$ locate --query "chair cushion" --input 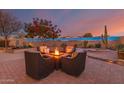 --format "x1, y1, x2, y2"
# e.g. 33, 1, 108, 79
66, 54, 72, 58
42, 55, 49, 58
65, 52, 78, 59
72, 52, 78, 58
65, 46, 74, 53
40, 46, 47, 53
